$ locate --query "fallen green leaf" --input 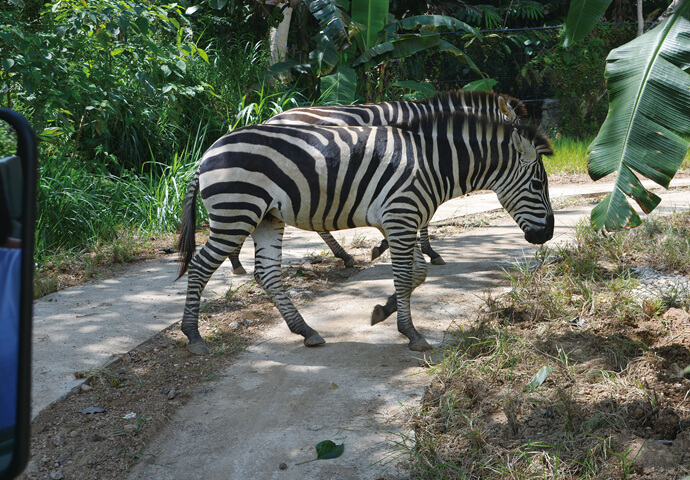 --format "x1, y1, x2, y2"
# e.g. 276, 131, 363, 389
316, 440, 344, 460
524, 366, 553, 392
